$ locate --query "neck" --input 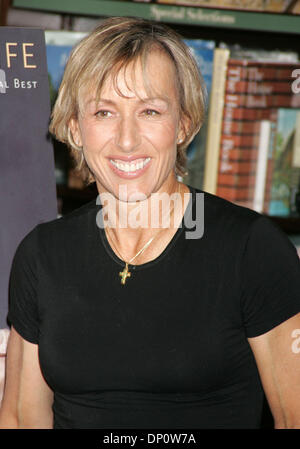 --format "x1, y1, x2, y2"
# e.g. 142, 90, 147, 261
97, 180, 190, 262
97, 176, 181, 229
